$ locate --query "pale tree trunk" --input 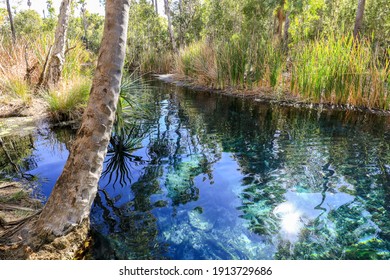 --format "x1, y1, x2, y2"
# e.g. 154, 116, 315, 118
34, 0, 130, 238
43, 0, 72, 88
155, 0, 158, 14
353, 0, 366, 39
6, 0, 16, 44
164, 0, 177, 53
80, 1, 89, 49
178, 0, 184, 48
283, 11, 290, 52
